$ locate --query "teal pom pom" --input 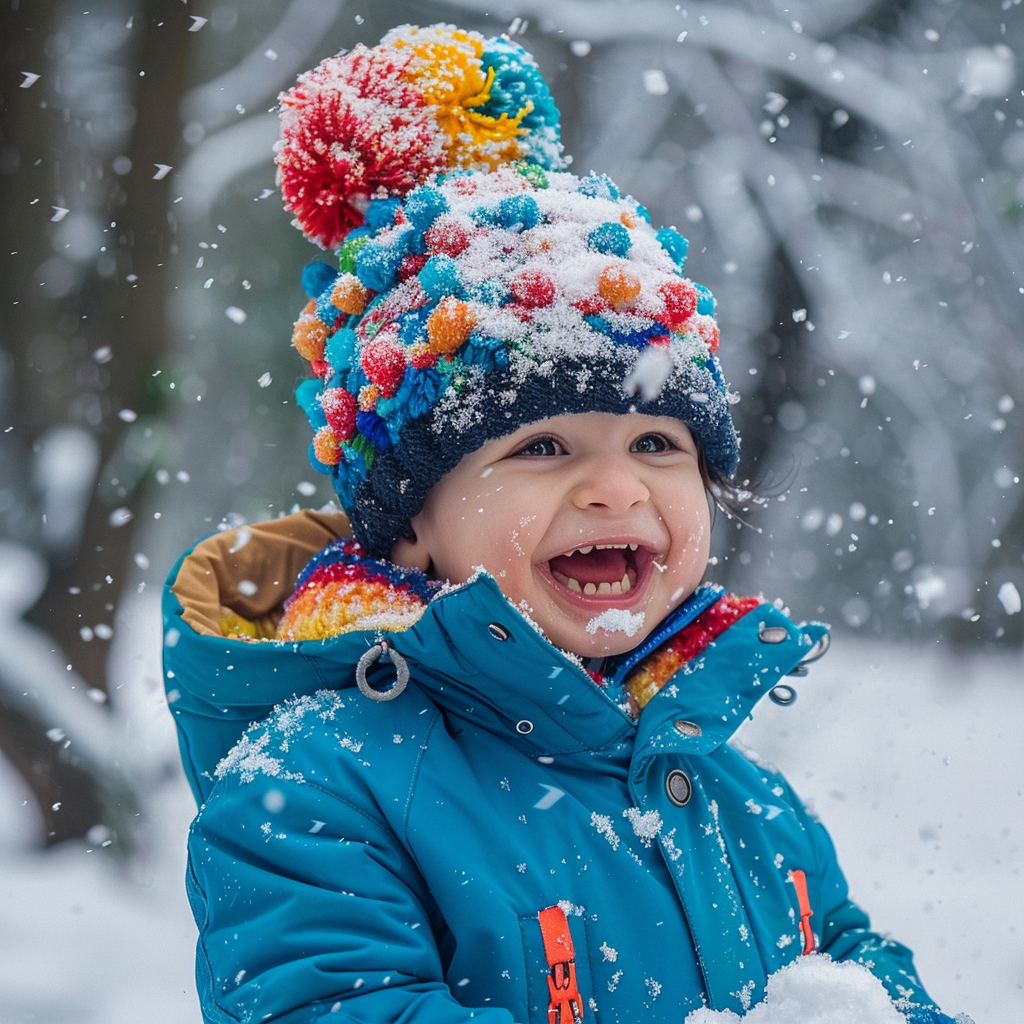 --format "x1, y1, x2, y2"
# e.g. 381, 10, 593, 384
364, 197, 402, 232
302, 262, 338, 298
480, 37, 565, 170
587, 222, 632, 257
497, 194, 541, 230
695, 283, 715, 315
404, 187, 449, 232
356, 226, 414, 291
635, 203, 651, 223
419, 255, 462, 300
577, 174, 620, 201
296, 378, 327, 429
326, 328, 357, 372
656, 227, 689, 271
